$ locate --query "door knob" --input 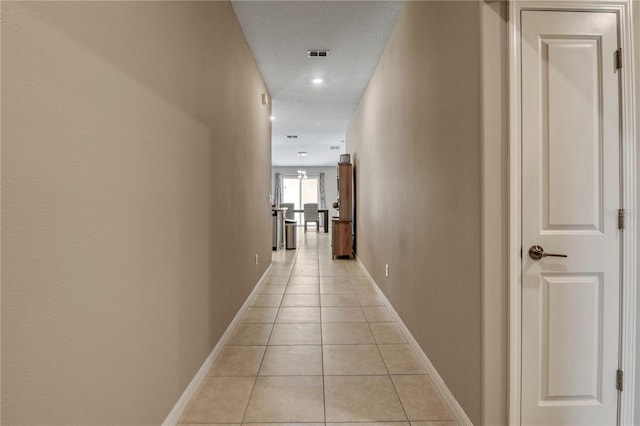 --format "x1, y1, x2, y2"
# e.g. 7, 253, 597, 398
528, 245, 567, 261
